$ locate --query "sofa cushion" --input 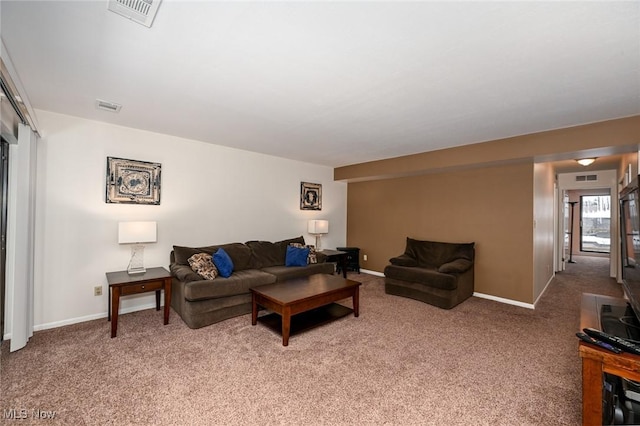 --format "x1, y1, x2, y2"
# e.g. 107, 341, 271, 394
274, 236, 306, 261
384, 265, 457, 291
173, 245, 217, 265
262, 262, 335, 282
213, 248, 234, 278
184, 269, 276, 301
174, 243, 253, 271
285, 245, 310, 266
245, 240, 283, 269
245, 236, 306, 269
276, 235, 306, 247
188, 253, 218, 280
